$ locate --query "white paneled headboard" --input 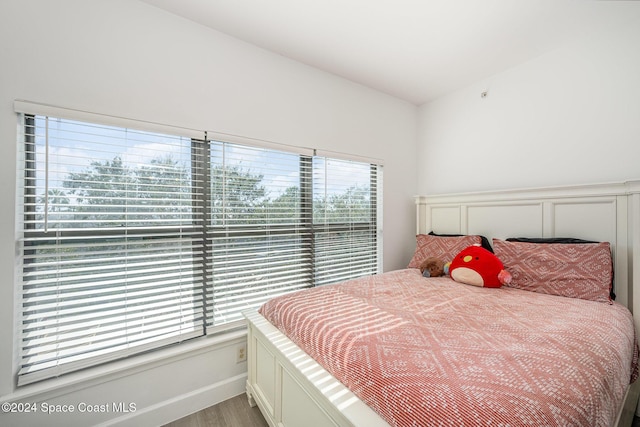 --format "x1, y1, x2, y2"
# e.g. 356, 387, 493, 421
416, 181, 640, 328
